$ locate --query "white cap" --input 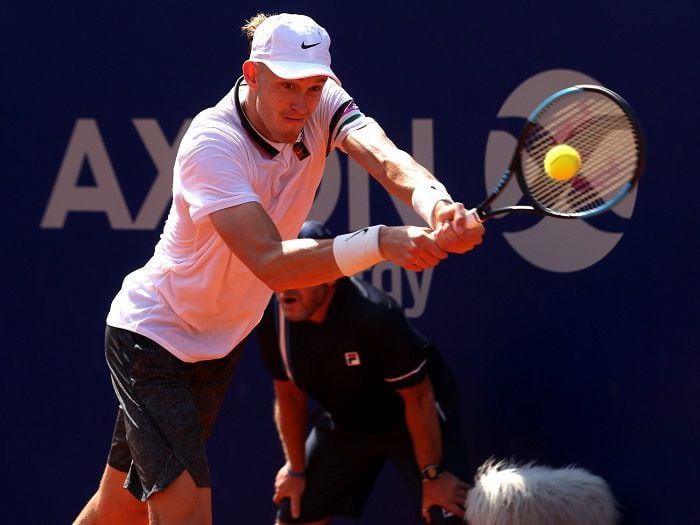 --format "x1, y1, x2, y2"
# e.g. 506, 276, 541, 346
249, 13, 340, 85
